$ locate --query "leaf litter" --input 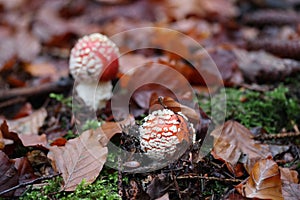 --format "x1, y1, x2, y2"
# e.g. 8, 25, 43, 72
0, 0, 300, 199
